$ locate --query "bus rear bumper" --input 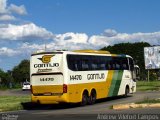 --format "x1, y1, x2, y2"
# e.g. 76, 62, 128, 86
31, 93, 69, 104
